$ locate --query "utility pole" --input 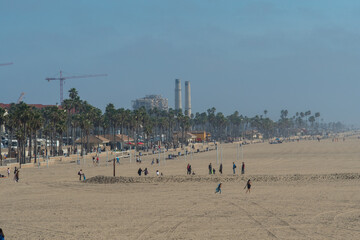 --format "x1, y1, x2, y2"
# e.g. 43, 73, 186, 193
113, 158, 116, 177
